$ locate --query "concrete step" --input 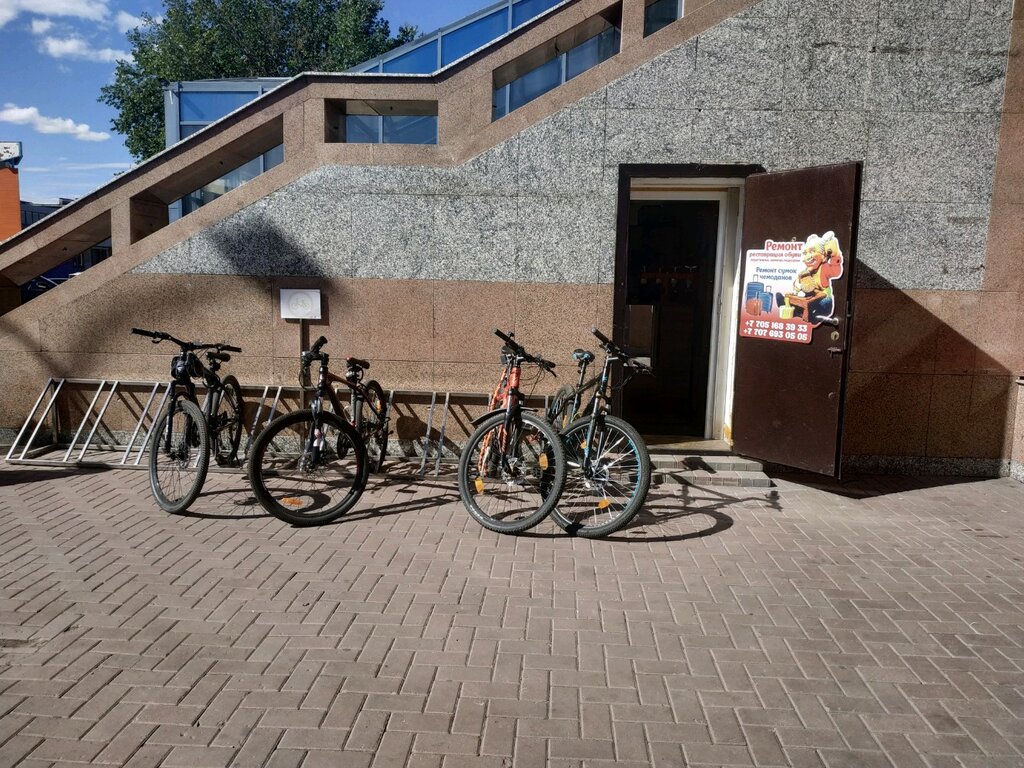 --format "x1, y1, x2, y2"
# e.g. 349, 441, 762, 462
650, 453, 774, 488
